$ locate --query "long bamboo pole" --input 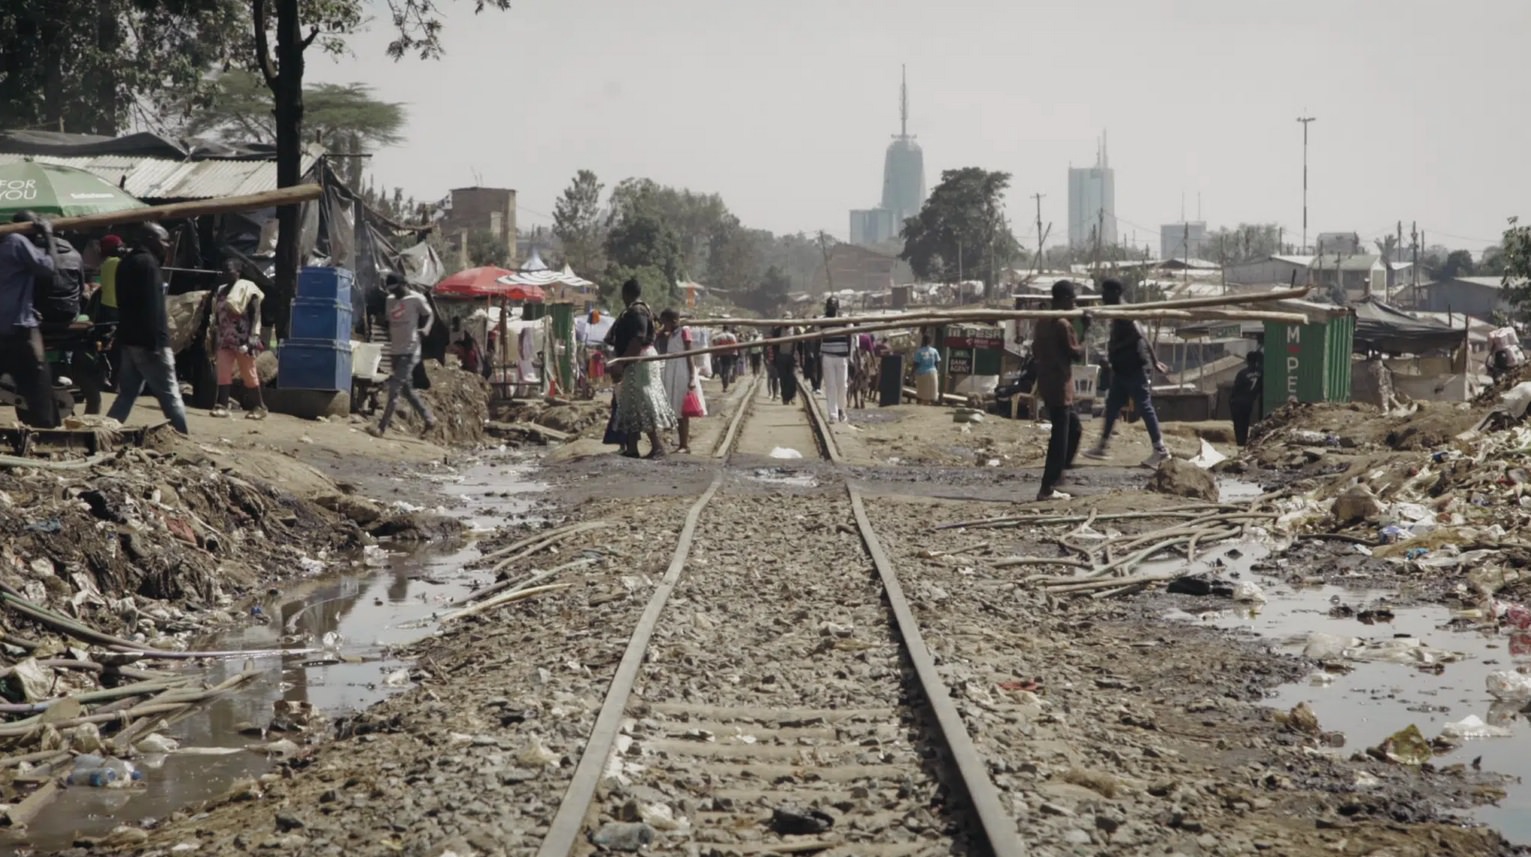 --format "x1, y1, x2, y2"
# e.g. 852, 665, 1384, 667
611, 307, 1313, 366
685, 287, 1312, 328
0, 184, 323, 236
